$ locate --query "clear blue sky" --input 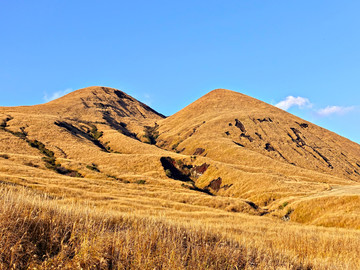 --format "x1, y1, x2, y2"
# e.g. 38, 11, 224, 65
1, 1, 359, 143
